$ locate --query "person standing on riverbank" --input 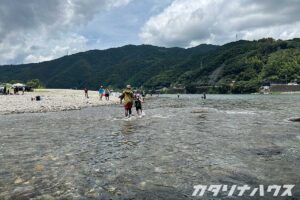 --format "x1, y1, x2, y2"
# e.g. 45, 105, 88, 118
105, 88, 110, 100
119, 85, 134, 117
84, 88, 88, 98
99, 86, 105, 100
